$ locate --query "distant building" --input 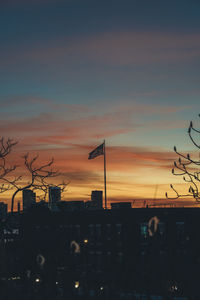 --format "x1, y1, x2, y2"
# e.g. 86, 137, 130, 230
91, 190, 103, 209
17, 202, 21, 214
85, 190, 103, 210
48, 186, 61, 211
23, 189, 36, 211
58, 201, 85, 212
111, 202, 132, 209
0, 202, 7, 219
